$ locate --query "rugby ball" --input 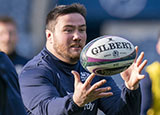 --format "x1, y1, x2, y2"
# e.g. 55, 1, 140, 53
80, 35, 136, 76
